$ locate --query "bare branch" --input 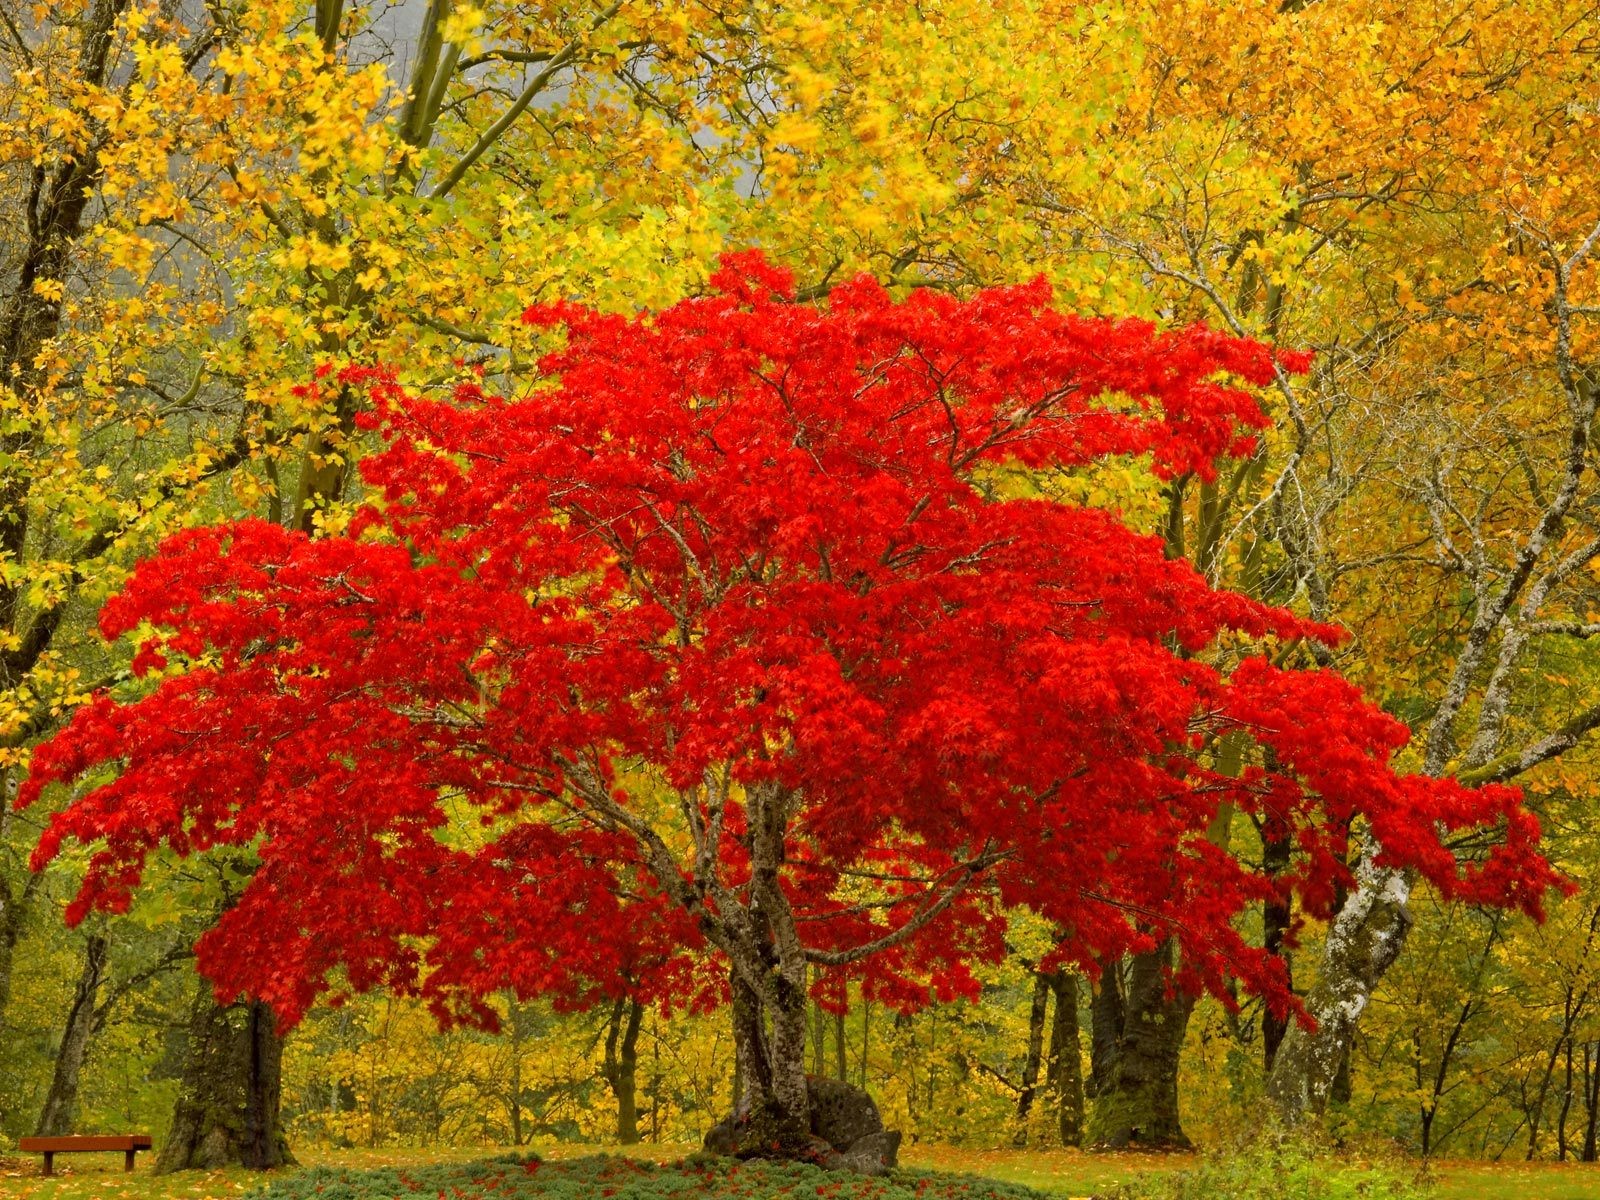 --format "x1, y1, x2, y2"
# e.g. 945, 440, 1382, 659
805, 846, 1013, 966
430, 3, 624, 202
